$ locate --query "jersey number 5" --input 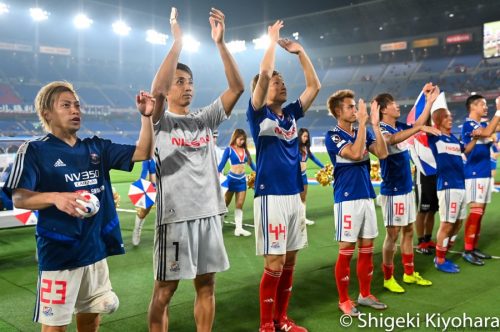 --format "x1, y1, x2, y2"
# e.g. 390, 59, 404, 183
343, 215, 352, 230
